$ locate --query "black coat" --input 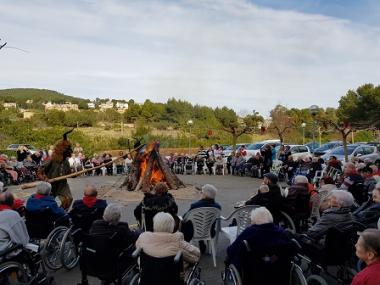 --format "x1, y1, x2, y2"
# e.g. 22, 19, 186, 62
69, 199, 107, 232
89, 220, 138, 250
134, 192, 178, 231
245, 184, 284, 220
